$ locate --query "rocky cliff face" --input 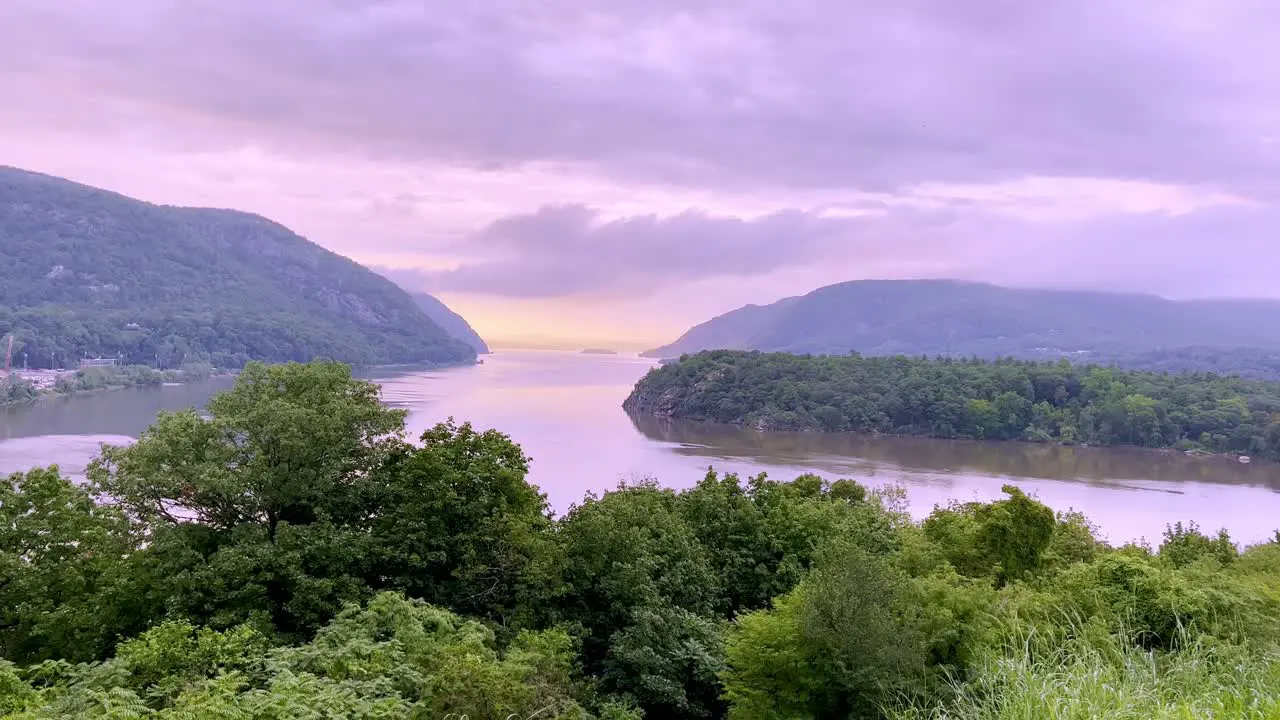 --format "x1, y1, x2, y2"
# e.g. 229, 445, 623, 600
623, 364, 727, 418
622, 379, 685, 418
